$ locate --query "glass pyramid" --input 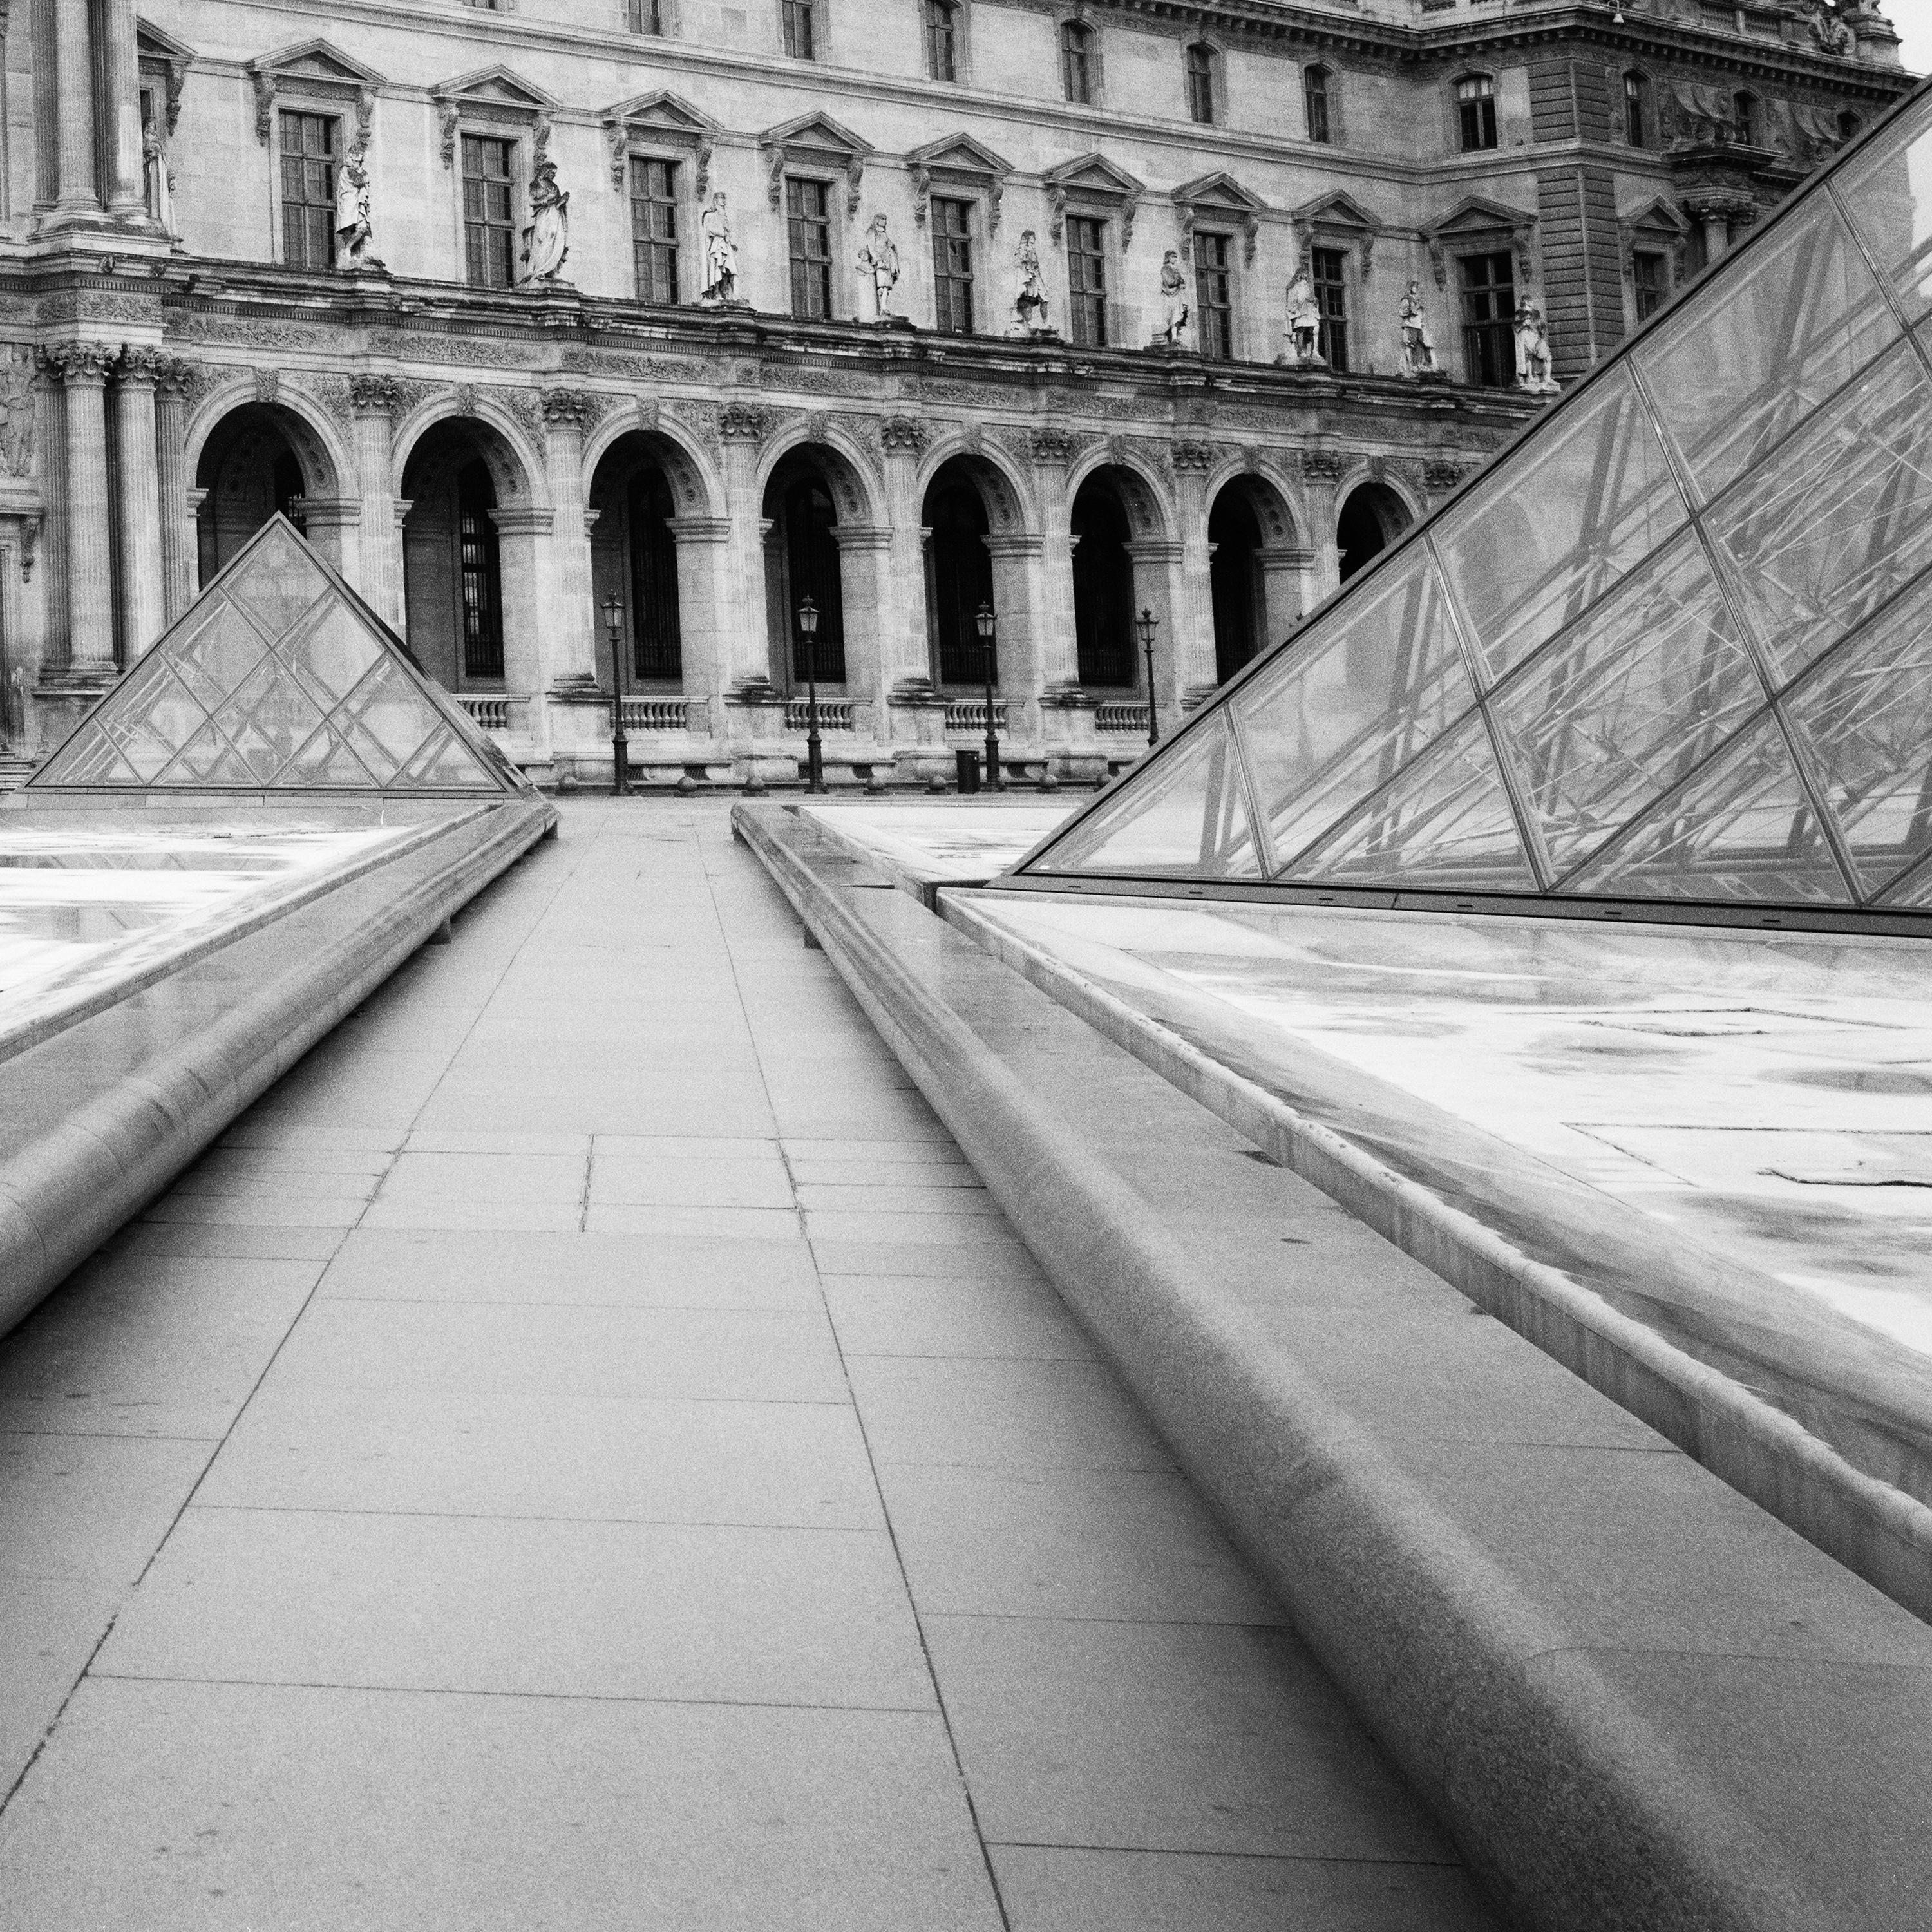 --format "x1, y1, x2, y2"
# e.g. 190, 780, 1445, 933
30, 516, 527, 797
1015, 79, 1932, 927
